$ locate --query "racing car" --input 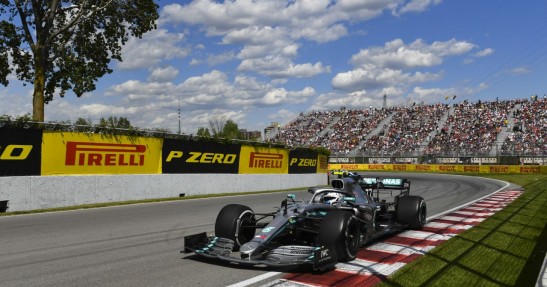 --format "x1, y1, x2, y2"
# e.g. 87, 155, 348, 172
183, 176, 427, 271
